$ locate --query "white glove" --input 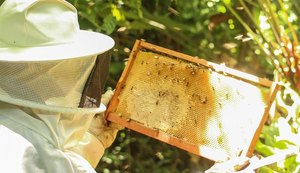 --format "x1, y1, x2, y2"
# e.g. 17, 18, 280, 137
88, 113, 119, 148
88, 87, 123, 148
71, 88, 123, 168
